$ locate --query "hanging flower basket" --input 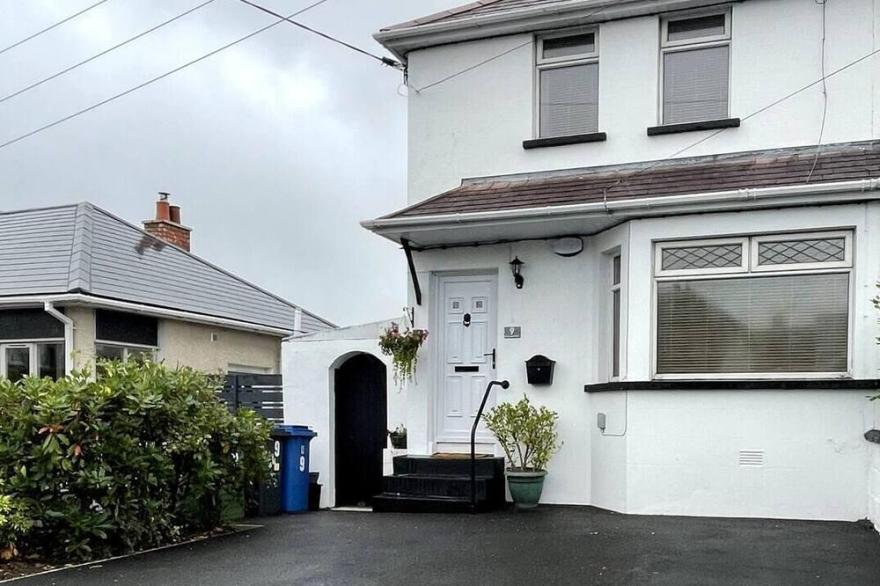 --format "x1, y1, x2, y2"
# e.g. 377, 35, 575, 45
379, 323, 428, 385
